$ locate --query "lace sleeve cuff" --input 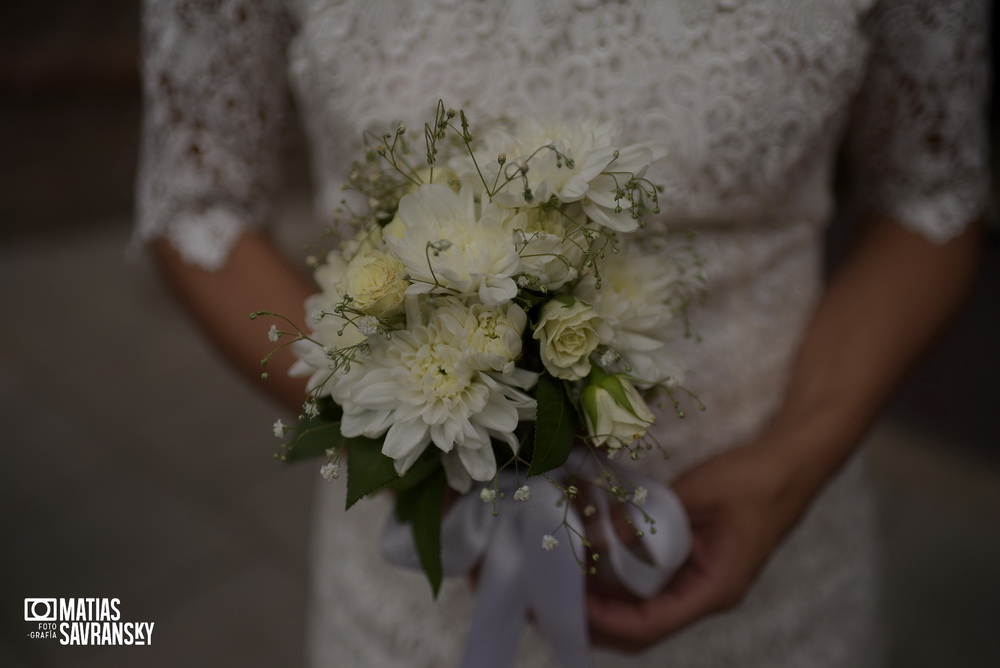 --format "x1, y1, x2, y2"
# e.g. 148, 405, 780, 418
848, 0, 991, 243
133, 0, 294, 269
